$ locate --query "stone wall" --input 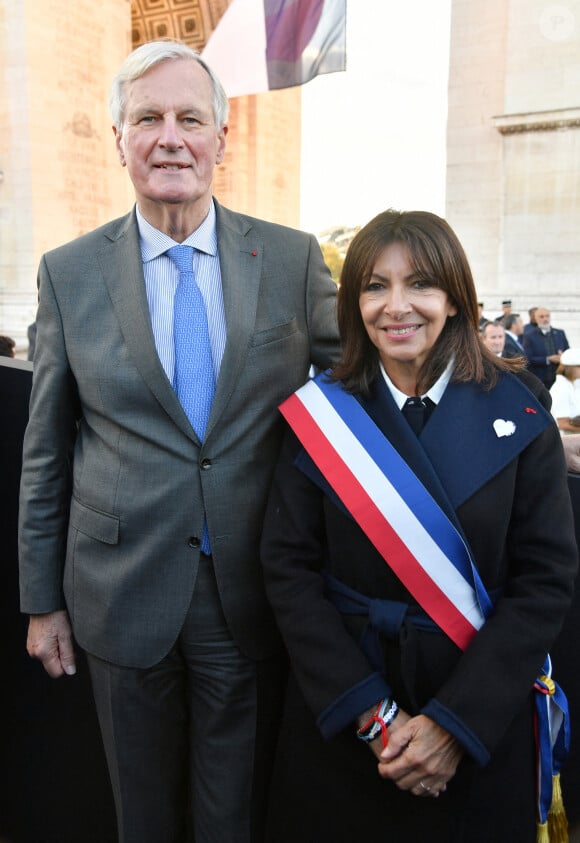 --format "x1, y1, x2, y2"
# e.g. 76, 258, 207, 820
446, 0, 580, 344
0, 0, 131, 351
